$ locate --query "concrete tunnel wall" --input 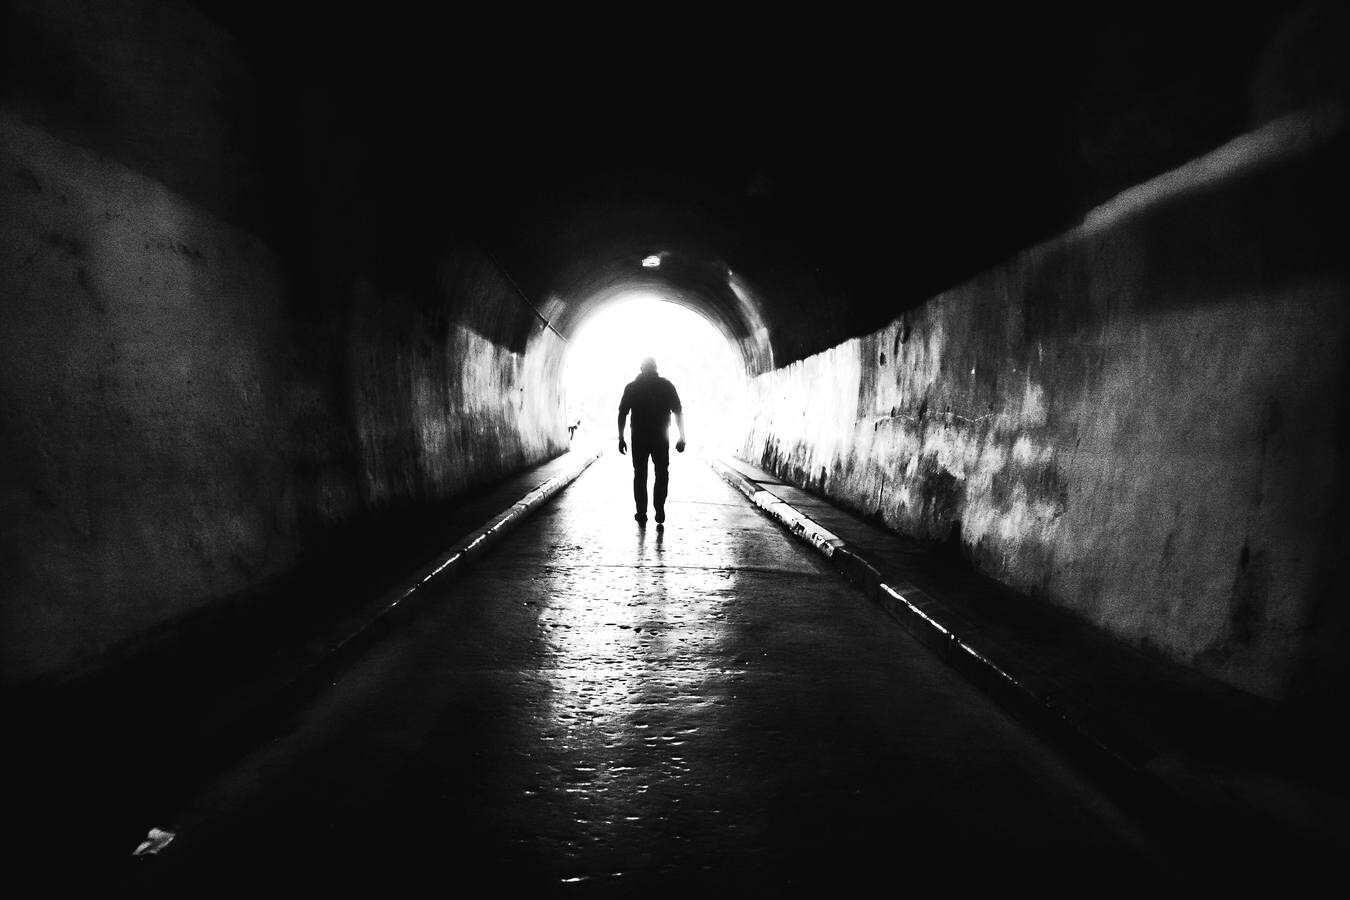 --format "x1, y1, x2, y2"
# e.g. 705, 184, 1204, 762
743, 110, 1349, 701
0, 0, 568, 687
